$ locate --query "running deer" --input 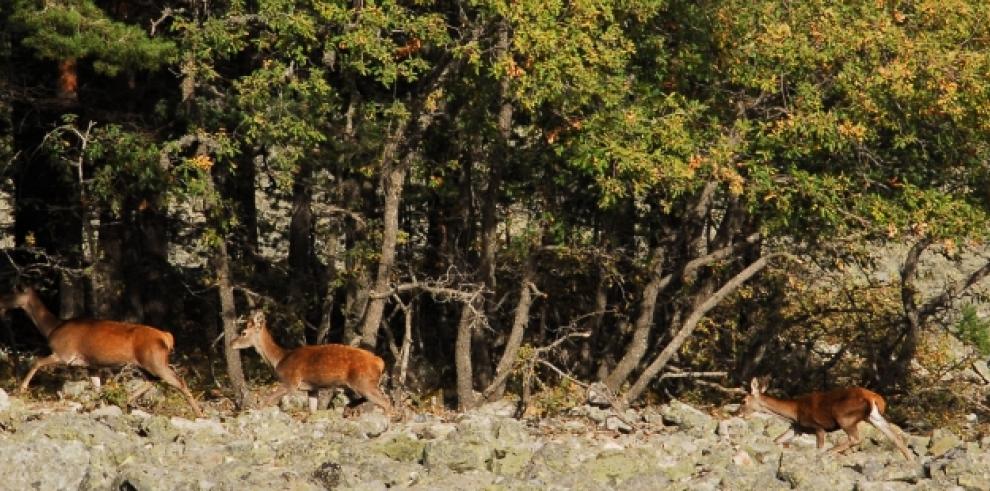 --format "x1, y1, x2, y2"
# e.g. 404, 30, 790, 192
0, 286, 203, 416
739, 378, 913, 460
231, 310, 392, 414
